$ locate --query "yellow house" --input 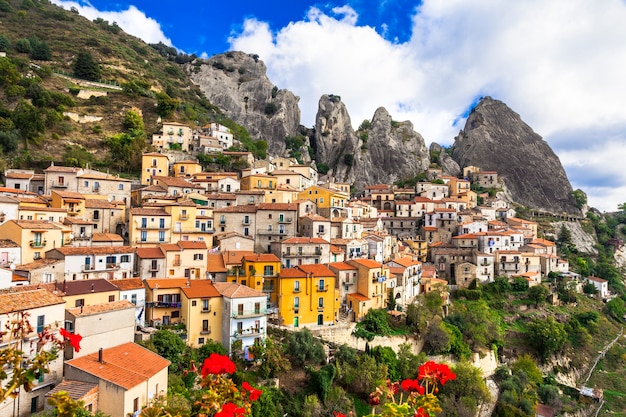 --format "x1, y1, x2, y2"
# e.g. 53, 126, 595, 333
346, 258, 388, 321
172, 160, 202, 178
240, 173, 277, 191
143, 278, 187, 326
141, 153, 170, 185
129, 207, 172, 246
160, 240, 208, 279
0, 219, 71, 262
276, 264, 339, 328
180, 280, 223, 348
165, 201, 215, 246
507, 217, 538, 240
230, 254, 281, 294
50, 190, 86, 217
298, 185, 348, 218
47, 278, 121, 308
